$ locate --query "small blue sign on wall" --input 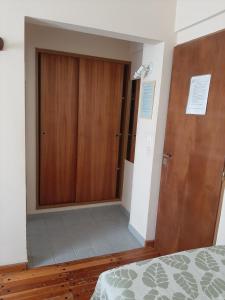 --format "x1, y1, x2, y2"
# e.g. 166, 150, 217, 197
140, 81, 156, 119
